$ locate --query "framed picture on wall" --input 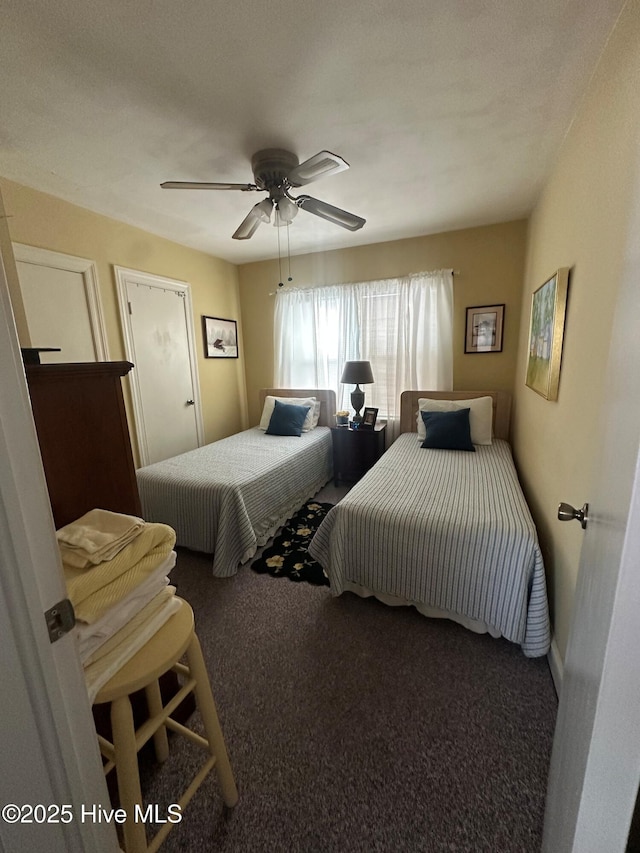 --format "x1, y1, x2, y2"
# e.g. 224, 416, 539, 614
464, 304, 505, 353
202, 316, 239, 358
525, 268, 570, 401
